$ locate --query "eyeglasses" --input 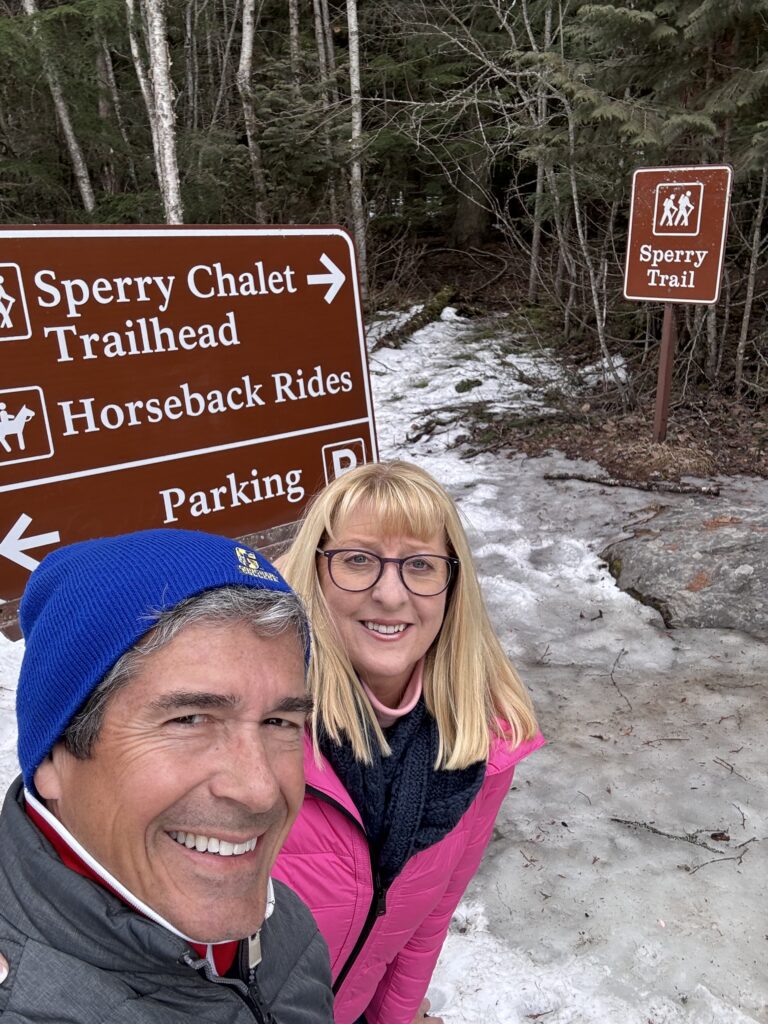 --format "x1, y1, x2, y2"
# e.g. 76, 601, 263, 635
318, 548, 460, 596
